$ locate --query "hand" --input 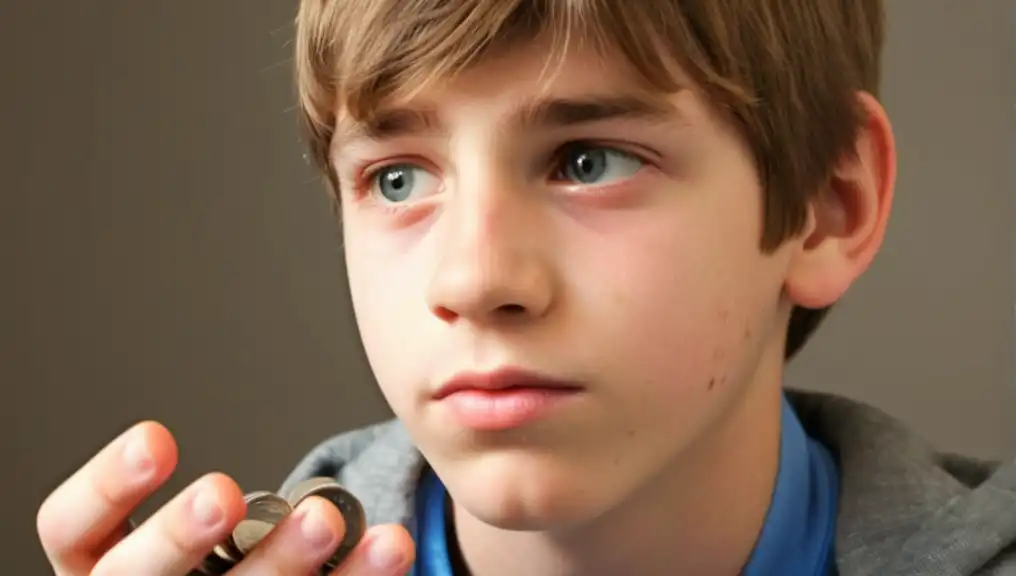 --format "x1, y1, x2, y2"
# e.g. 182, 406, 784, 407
37, 421, 416, 575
